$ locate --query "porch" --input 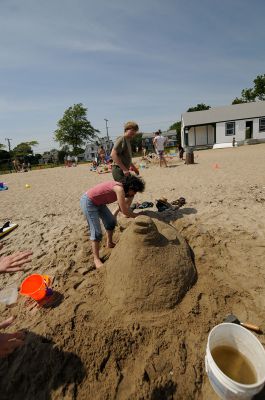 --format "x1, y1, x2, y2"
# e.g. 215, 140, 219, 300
183, 124, 216, 148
